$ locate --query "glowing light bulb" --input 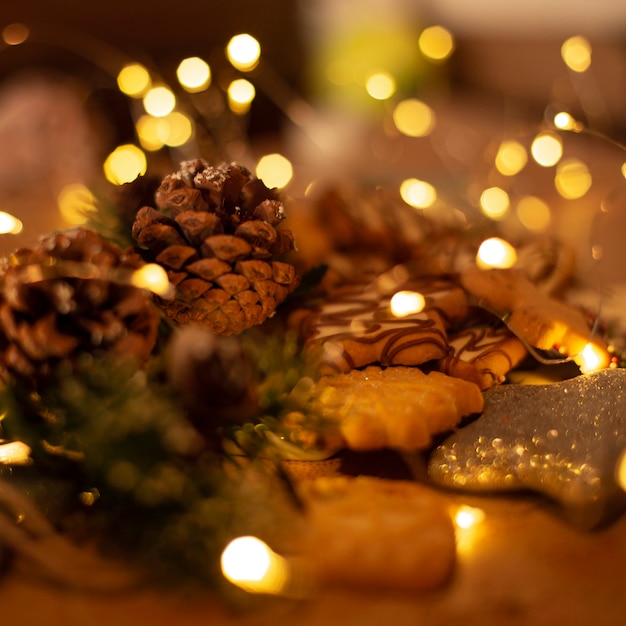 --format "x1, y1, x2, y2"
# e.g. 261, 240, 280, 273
365, 71, 396, 101
476, 237, 517, 269
143, 86, 176, 117
57, 184, 97, 225
227, 79, 256, 114
494, 140, 527, 176
176, 57, 211, 92
0, 441, 31, 465
103, 145, 147, 185
531, 132, 563, 167
561, 36, 592, 73
117, 63, 151, 97
400, 178, 437, 209
0, 211, 23, 234
2, 22, 29, 45
390, 291, 426, 317
554, 158, 592, 199
418, 25, 455, 61
131, 264, 173, 297
479, 187, 510, 220
221, 536, 289, 595
227, 34, 261, 71
575, 342, 609, 374
392, 99, 436, 137
516, 196, 551, 232
255, 153, 293, 189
